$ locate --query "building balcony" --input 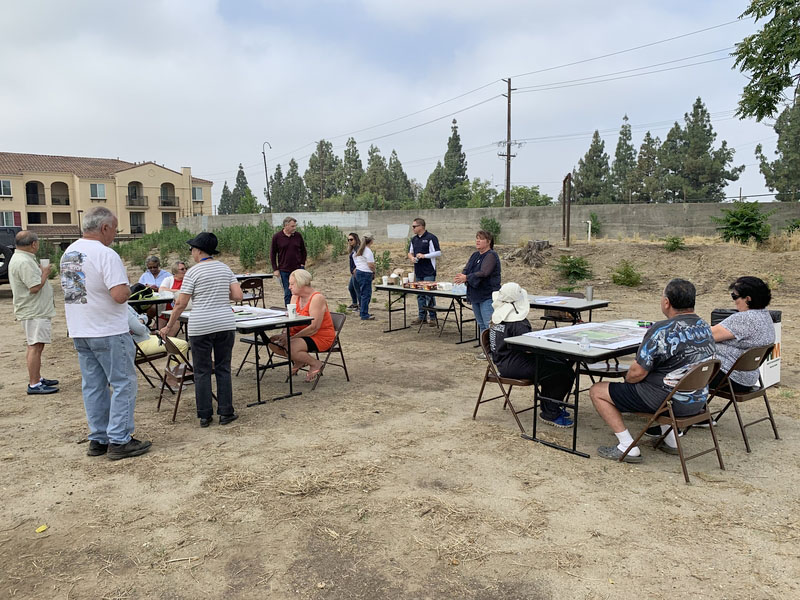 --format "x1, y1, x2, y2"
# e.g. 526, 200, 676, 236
26, 195, 46, 205
126, 195, 149, 207
158, 195, 180, 208
51, 195, 70, 206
